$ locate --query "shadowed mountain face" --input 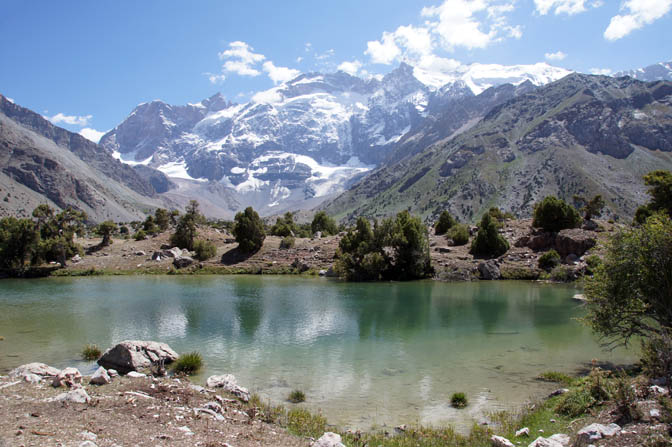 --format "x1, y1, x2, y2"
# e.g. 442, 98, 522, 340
321, 74, 672, 223
0, 95, 165, 222
98, 63, 570, 217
